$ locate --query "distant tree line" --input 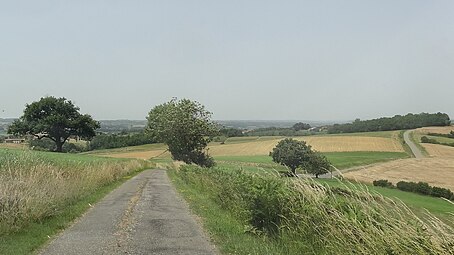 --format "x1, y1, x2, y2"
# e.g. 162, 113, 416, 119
219, 127, 244, 137
245, 123, 315, 137
89, 132, 155, 150
328, 113, 451, 134
29, 131, 156, 152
